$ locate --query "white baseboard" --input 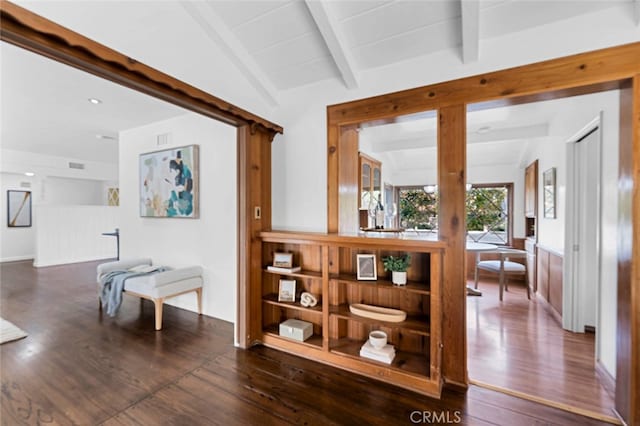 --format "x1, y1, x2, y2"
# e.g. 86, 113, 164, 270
0, 255, 34, 263
33, 256, 114, 268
